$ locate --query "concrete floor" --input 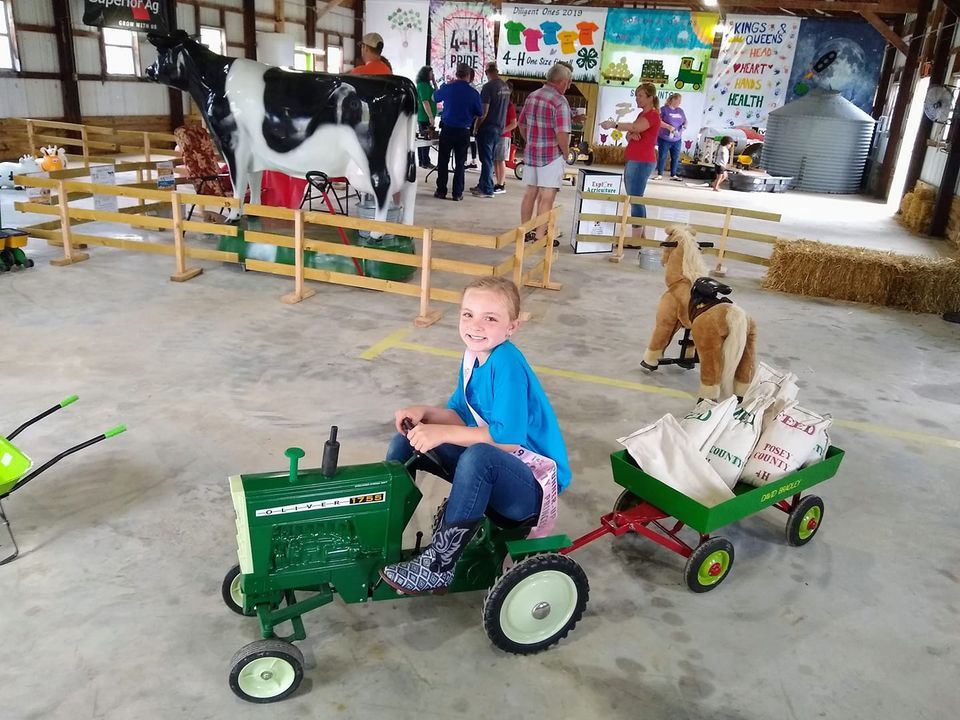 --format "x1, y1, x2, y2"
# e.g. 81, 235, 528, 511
1, 169, 959, 719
